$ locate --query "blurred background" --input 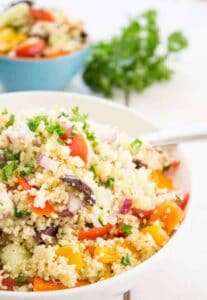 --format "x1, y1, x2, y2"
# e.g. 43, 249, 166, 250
0, 1, 206, 299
